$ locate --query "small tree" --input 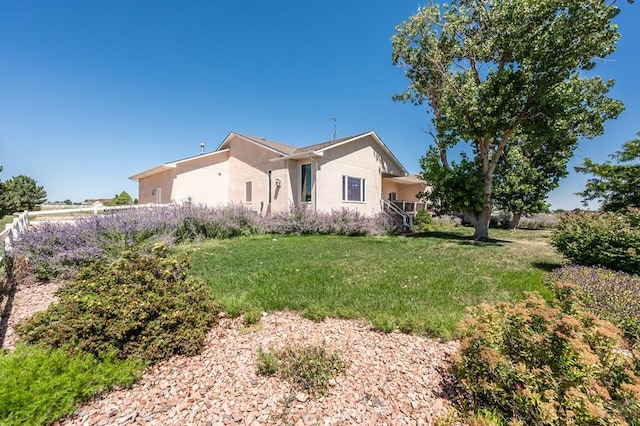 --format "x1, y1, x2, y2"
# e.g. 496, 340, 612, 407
492, 142, 567, 228
109, 191, 133, 206
575, 132, 640, 211
0, 175, 47, 215
392, 0, 625, 240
